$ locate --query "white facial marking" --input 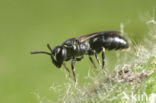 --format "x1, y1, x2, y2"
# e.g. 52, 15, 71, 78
73, 45, 76, 50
